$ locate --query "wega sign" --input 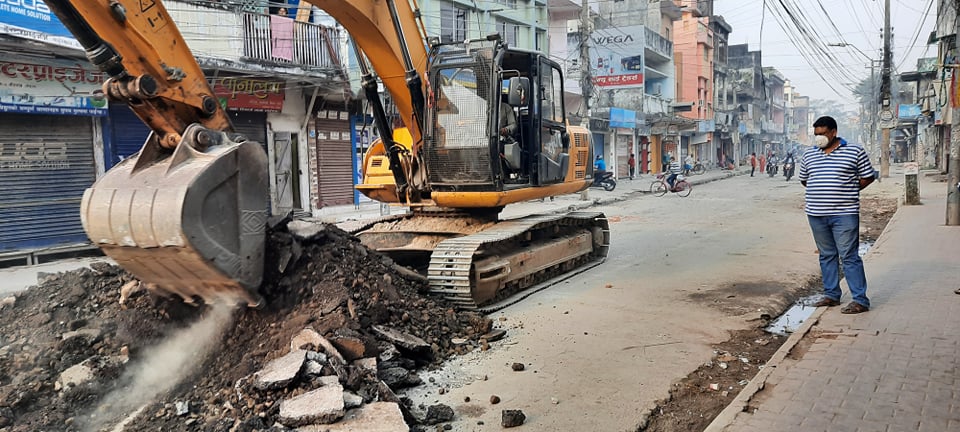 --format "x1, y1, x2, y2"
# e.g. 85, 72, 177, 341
590, 25, 645, 89
211, 77, 285, 112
